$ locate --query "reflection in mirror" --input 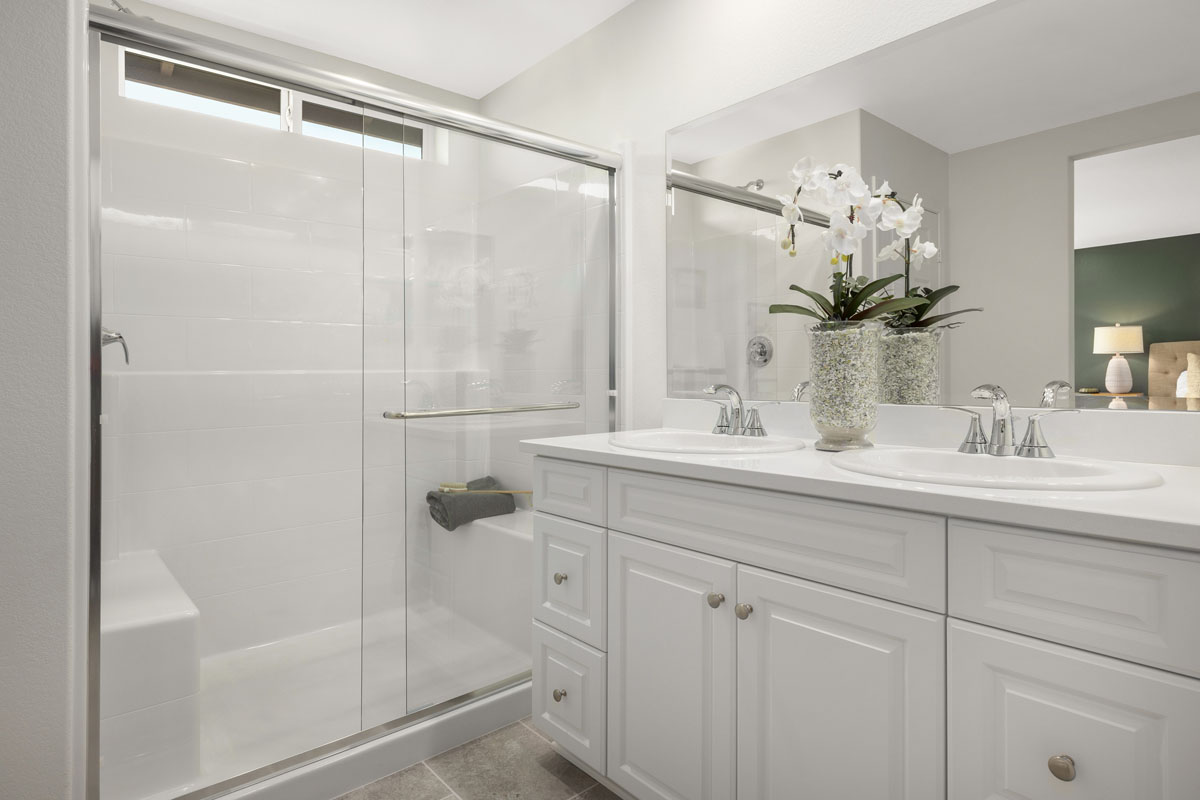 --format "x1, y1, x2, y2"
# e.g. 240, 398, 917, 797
1074, 136, 1200, 411
666, 0, 1200, 411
